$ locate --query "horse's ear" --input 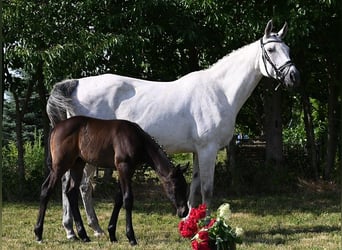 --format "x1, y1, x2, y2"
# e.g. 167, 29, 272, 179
264, 19, 273, 38
277, 22, 288, 39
